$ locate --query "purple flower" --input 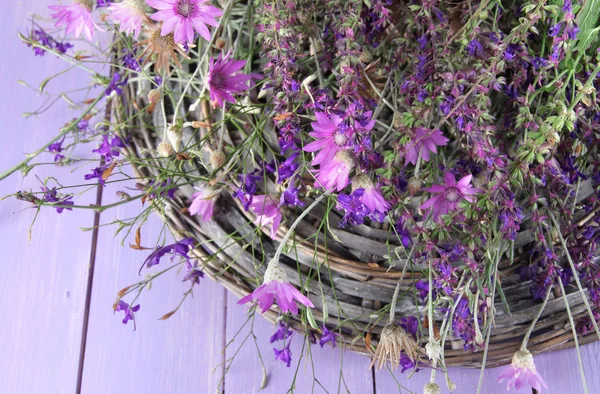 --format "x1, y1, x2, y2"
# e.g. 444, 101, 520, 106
467, 39, 484, 57
249, 194, 282, 240
238, 263, 314, 315
97, 0, 113, 6
41, 187, 74, 213
404, 128, 449, 166
498, 349, 547, 392
273, 343, 292, 367
84, 162, 113, 185
49, 1, 99, 41
275, 154, 299, 183
270, 322, 293, 343
92, 135, 123, 160
105, 73, 128, 96
115, 300, 140, 326
189, 184, 219, 221
182, 261, 204, 285
147, 0, 223, 44
143, 238, 195, 269
337, 189, 369, 227
315, 151, 354, 191
48, 139, 65, 162
319, 325, 341, 348
207, 52, 257, 107
233, 171, 261, 211
147, 178, 176, 199
421, 172, 480, 220
122, 49, 141, 71
28, 29, 72, 56
280, 187, 305, 207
